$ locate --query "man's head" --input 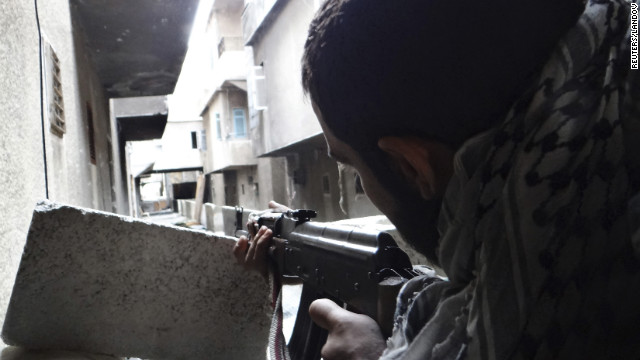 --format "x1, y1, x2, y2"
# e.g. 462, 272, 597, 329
302, 0, 584, 262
